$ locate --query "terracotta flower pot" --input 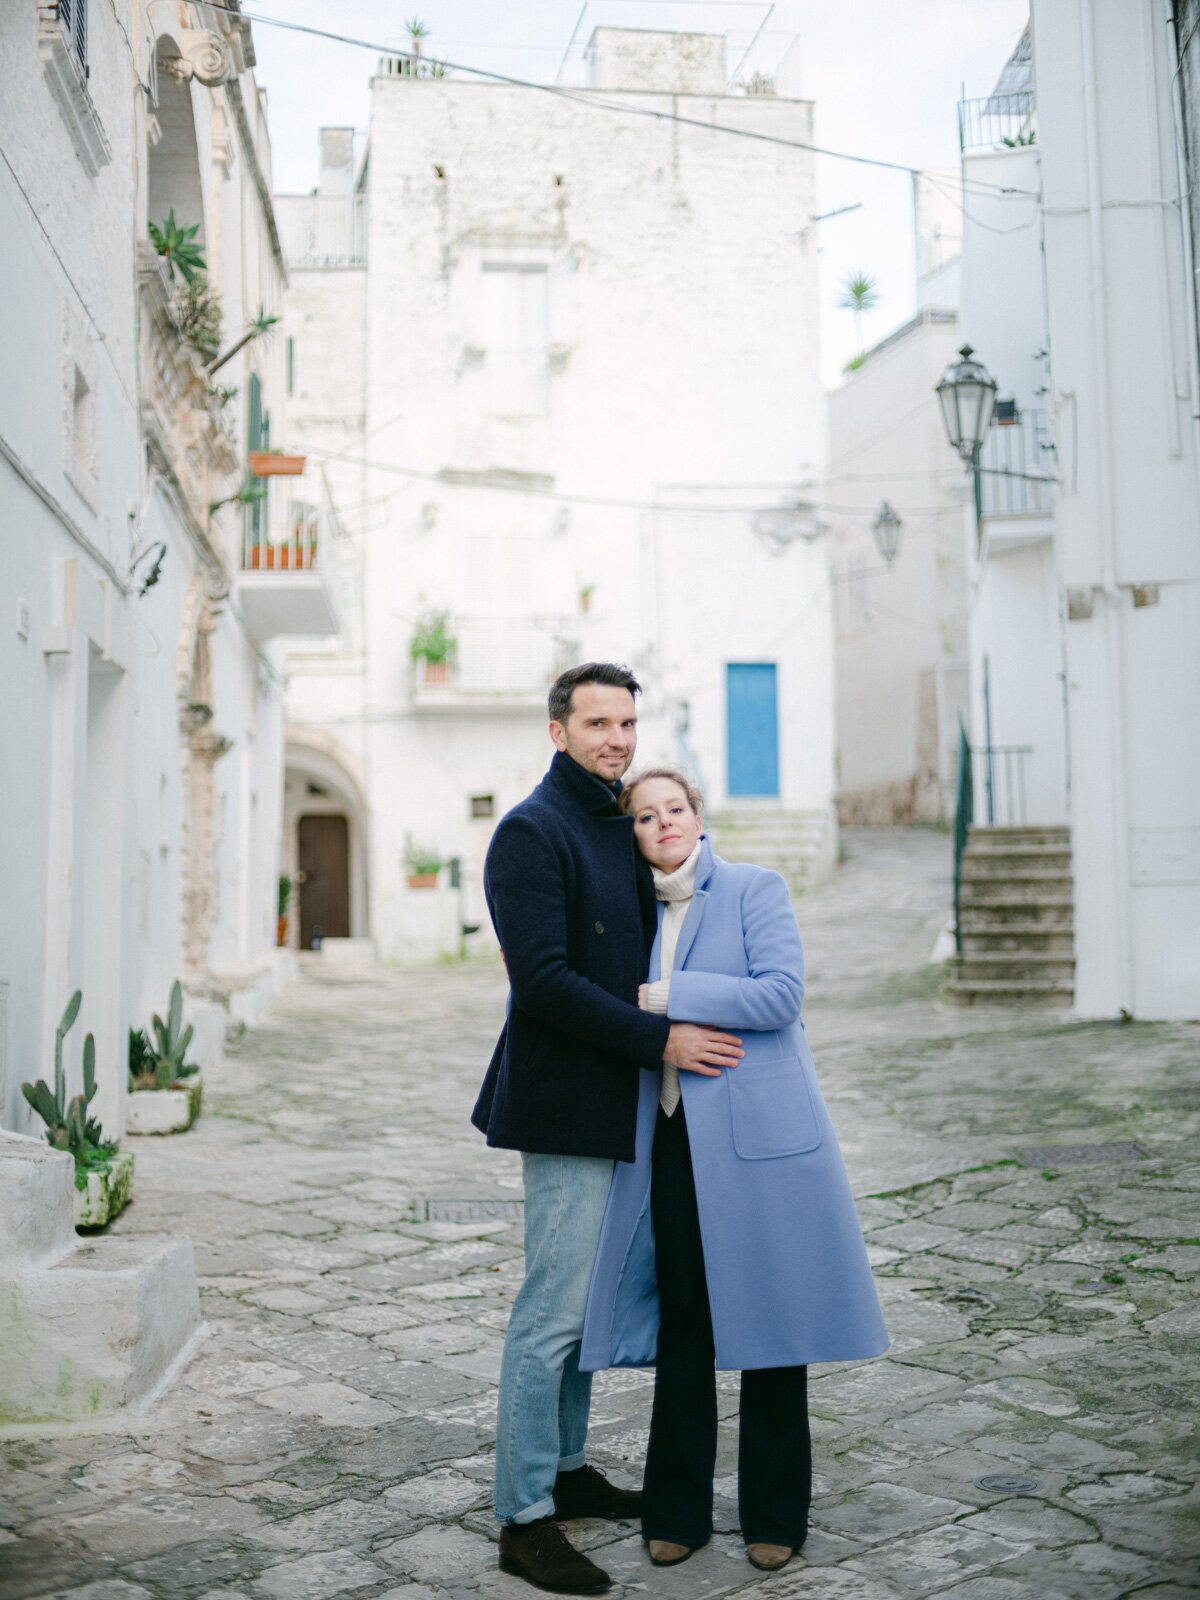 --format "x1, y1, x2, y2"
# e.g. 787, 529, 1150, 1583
277, 915, 288, 947
407, 873, 438, 888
